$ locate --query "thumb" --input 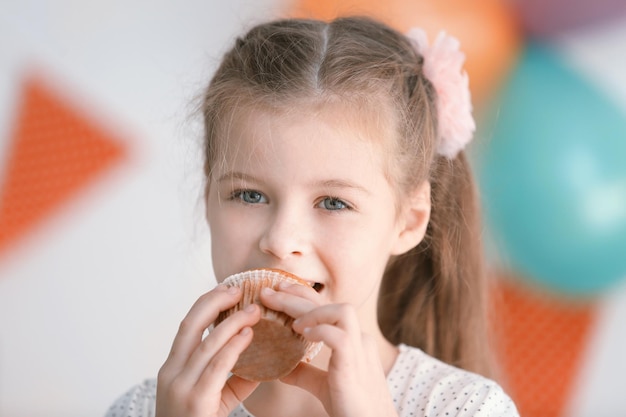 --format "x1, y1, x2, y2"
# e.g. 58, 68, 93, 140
221, 376, 259, 414
280, 362, 327, 399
